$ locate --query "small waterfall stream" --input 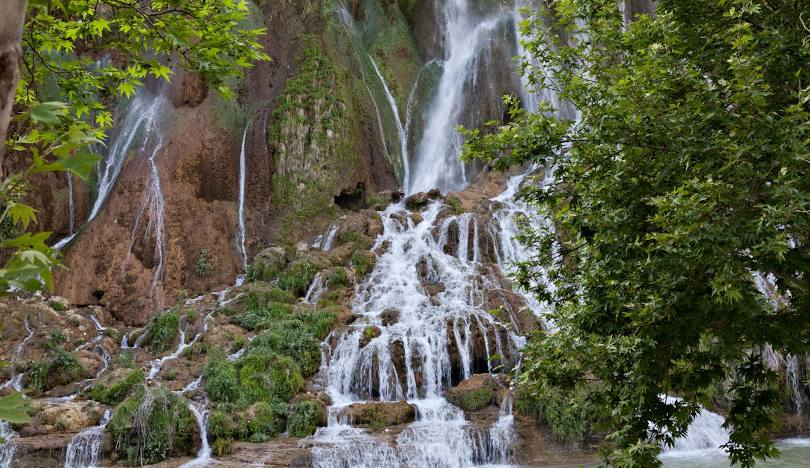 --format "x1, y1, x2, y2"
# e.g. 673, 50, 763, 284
63, 409, 112, 468
54, 91, 167, 250
237, 123, 250, 272
0, 318, 35, 392
368, 56, 410, 193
